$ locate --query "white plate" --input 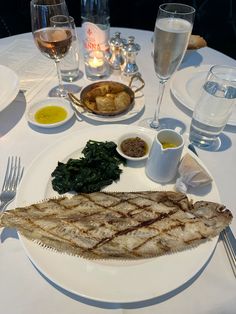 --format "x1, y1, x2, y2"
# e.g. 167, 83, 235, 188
72, 91, 145, 122
0, 64, 19, 112
170, 64, 236, 126
27, 97, 74, 128
16, 125, 219, 303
